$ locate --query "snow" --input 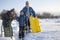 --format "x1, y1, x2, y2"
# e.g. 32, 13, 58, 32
0, 18, 60, 40
0, 37, 12, 40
